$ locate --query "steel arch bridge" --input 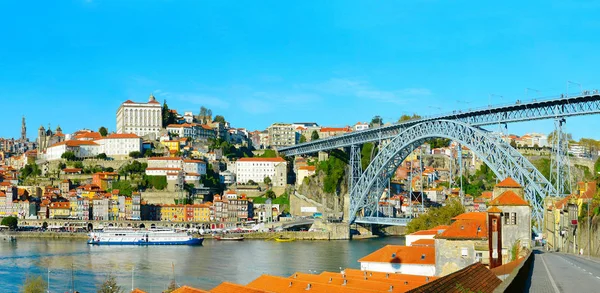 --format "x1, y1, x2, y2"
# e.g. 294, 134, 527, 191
347, 119, 557, 226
